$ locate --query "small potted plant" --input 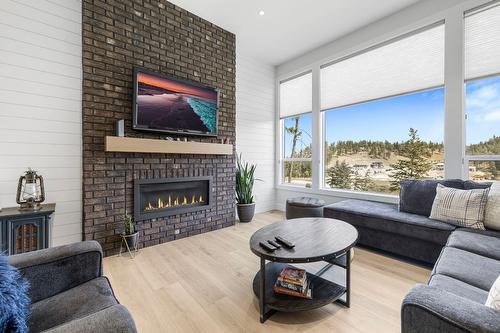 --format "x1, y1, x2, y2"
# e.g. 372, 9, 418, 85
121, 211, 139, 255
236, 153, 258, 222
